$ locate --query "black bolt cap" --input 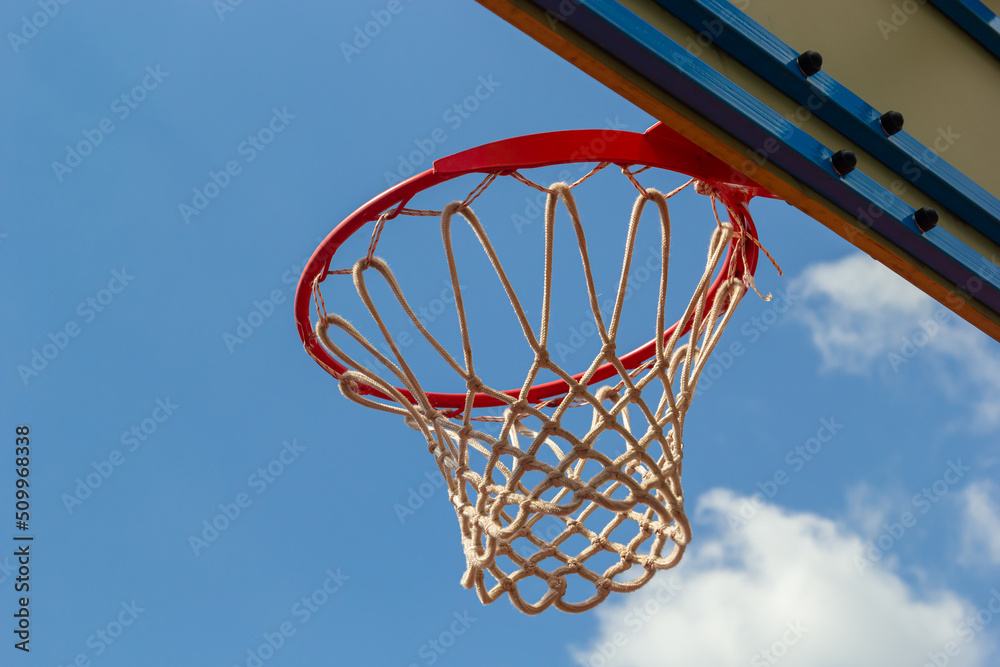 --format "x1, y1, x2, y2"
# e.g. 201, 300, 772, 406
797, 50, 823, 76
831, 149, 857, 176
914, 207, 939, 232
879, 110, 905, 136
